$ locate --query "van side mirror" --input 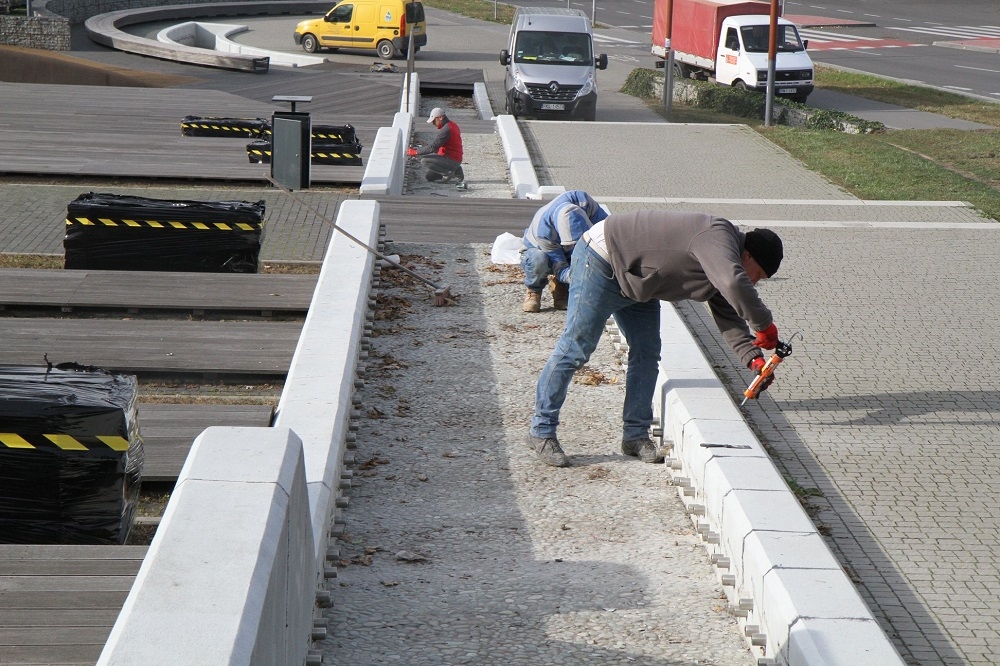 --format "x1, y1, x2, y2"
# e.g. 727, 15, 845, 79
596, 53, 608, 70
500, 49, 510, 66
802, 39, 808, 50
